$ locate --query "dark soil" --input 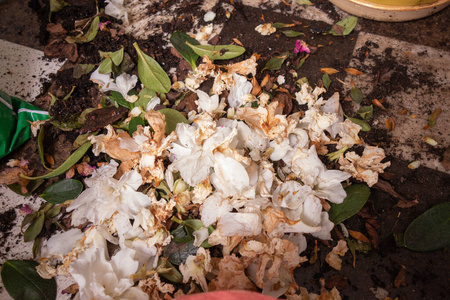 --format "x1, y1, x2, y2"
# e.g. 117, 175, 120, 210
0, 0, 449, 299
